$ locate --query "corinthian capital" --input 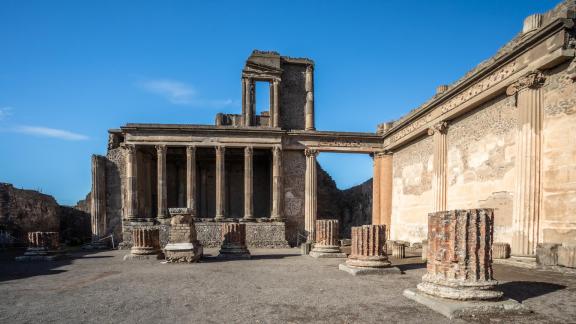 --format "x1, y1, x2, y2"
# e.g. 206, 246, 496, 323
506, 71, 546, 96
427, 121, 449, 136
155, 145, 167, 154
304, 149, 319, 158
125, 144, 136, 154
